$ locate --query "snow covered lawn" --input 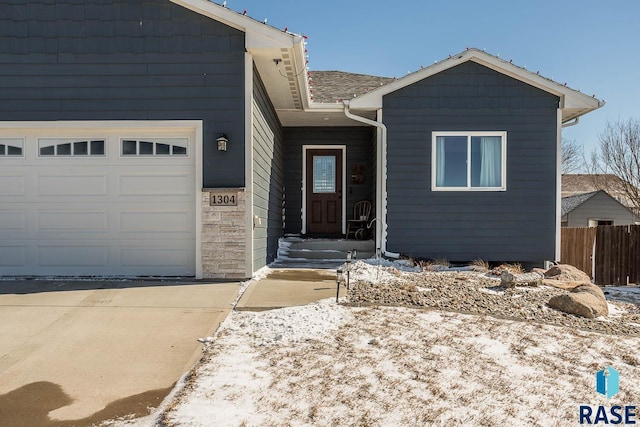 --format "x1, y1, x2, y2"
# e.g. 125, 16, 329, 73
163, 299, 640, 426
